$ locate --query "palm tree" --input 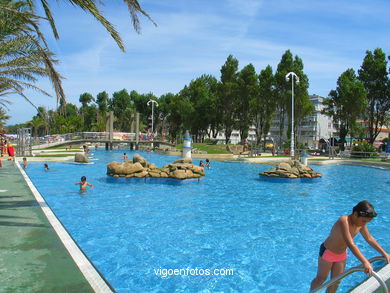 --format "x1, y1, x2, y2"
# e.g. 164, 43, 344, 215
27, 0, 156, 52
28, 115, 46, 137
0, 0, 155, 115
0, 0, 65, 109
0, 106, 10, 129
